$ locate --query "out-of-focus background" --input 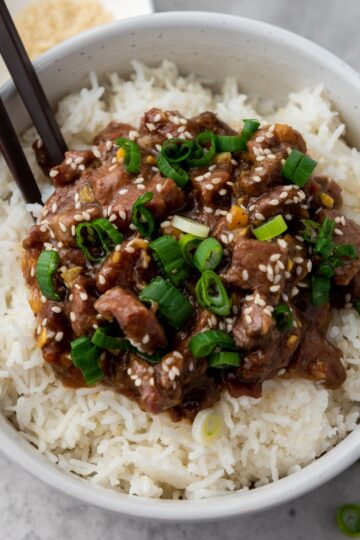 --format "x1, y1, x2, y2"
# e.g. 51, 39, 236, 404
1, 1, 359, 539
